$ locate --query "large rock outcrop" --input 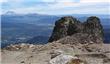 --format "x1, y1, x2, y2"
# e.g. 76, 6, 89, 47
48, 16, 82, 42
83, 16, 104, 43
48, 16, 104, 44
